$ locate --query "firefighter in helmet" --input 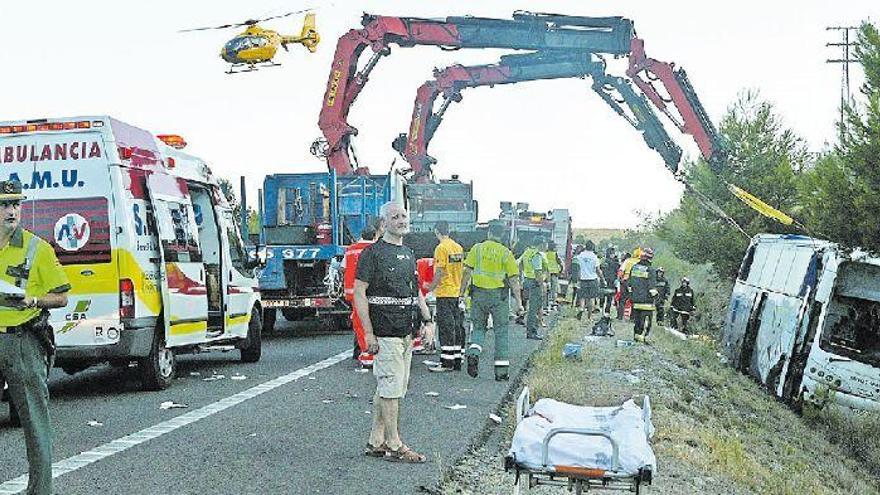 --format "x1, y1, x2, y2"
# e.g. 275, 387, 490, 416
628, 247, 657, 343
